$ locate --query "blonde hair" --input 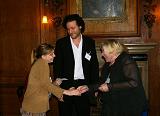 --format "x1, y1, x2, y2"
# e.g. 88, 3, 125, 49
31, 43, 54, 64
100, 40, 126, 55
